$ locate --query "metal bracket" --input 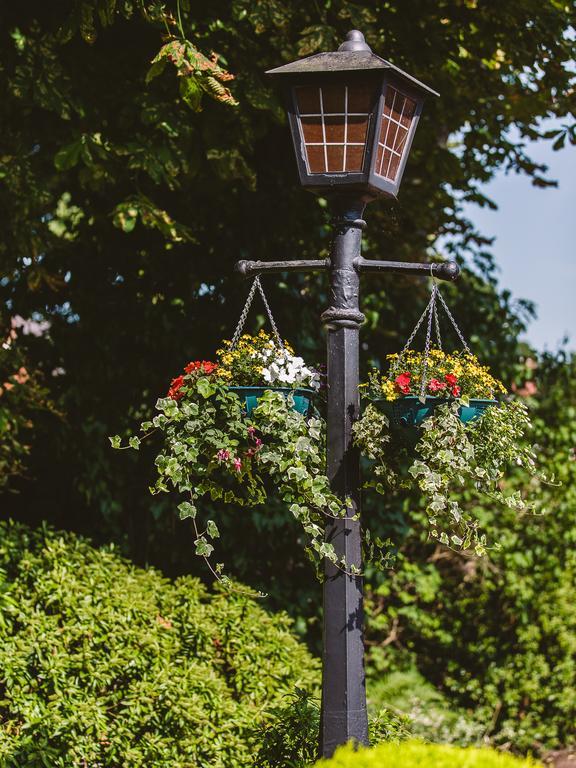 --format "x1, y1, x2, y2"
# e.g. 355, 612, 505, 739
234, 257, 460, 282
235, 259, 329, 277
354, 257, 459, 281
